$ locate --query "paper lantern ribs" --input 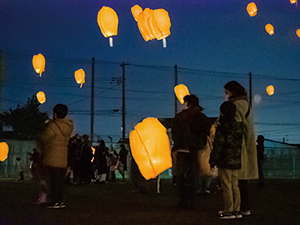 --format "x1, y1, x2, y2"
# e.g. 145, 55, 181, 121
129, 117, 172, 180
